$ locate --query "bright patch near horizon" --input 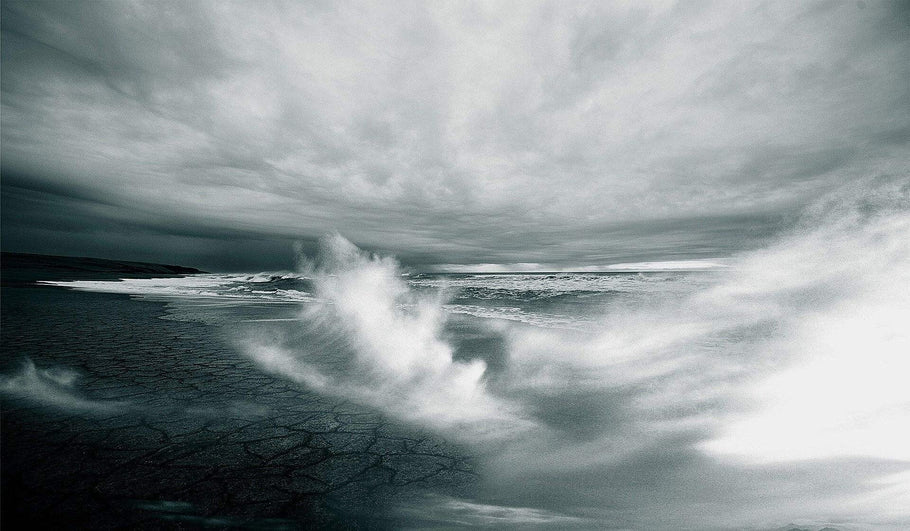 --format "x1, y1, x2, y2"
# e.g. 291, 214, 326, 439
704, 281, 910, 462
